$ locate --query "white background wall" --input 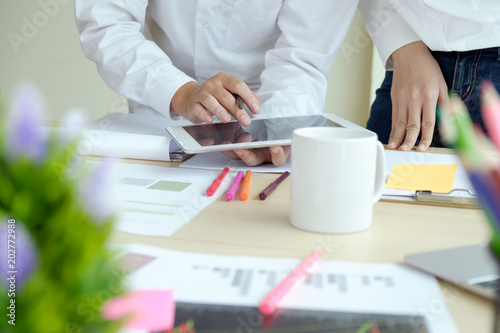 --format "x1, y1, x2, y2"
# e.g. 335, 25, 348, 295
0, 1, 384, 125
